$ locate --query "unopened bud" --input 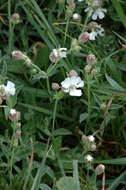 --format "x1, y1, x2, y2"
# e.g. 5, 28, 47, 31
9, 109, 21, 121
82, 134, 87, 142
73, 13, 80, 20
69, 70, 78, 77
71, 39, 81, 53
91, 69, 98, 77
78, 32, 89, 43
31, 68, 37, 74
88, 22, 98, 30
58, 0, 65, 5
85, 64, 92, 73
25, 57, 32, 67
11, 13, 20, 24
95, 164, 105, 175
12, 50, 25, 60
100, 102, 106, 110
15, 128, 21, 139
87, 54, 96, 64
52, 83, 60, 91
49, 51, 57, 63
90, 144, 97, 151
